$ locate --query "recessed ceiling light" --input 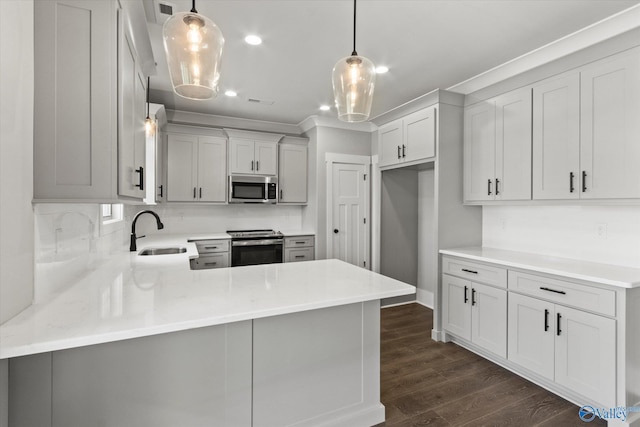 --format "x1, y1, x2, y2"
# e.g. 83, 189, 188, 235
225, 90, 238, 97
244, 35, 262, 46
375, 66, 389, 74
320, 105, 330, 111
